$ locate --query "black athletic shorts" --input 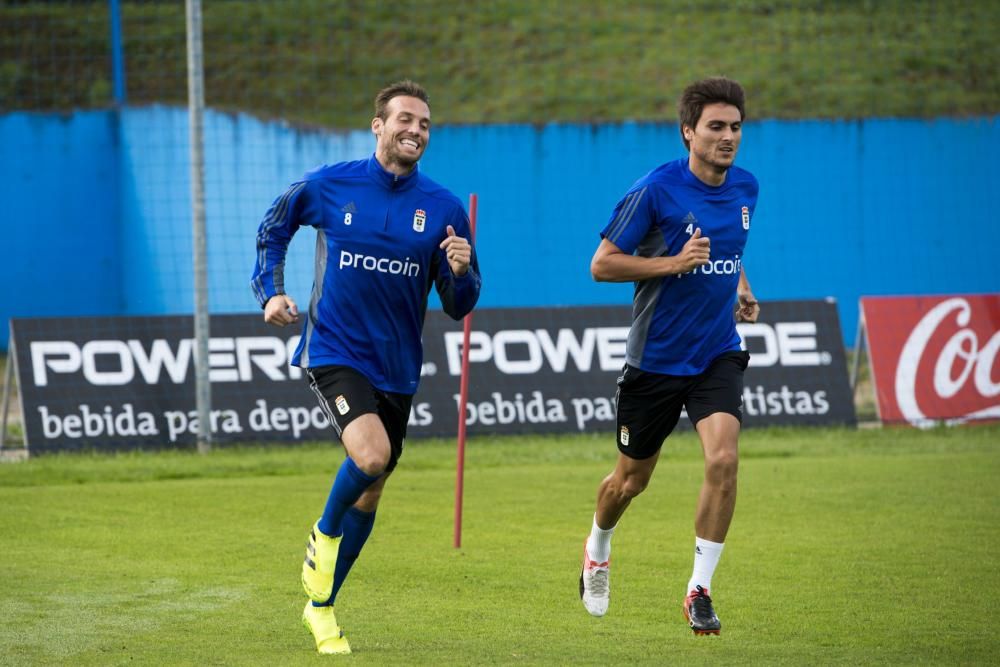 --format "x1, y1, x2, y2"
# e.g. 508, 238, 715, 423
306, 365, 413, 473
615, 350, 750, 460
